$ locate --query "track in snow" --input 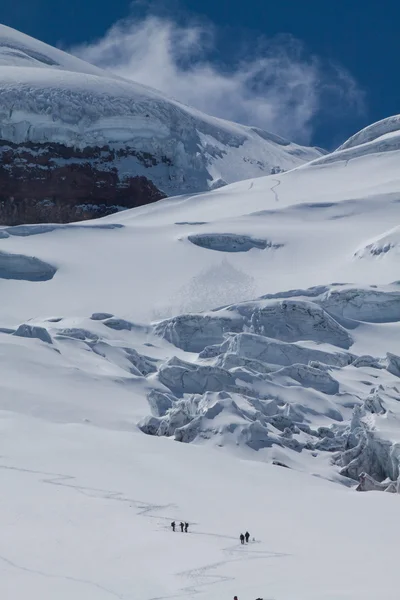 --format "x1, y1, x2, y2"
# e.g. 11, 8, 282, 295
0, 462, 285, 600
